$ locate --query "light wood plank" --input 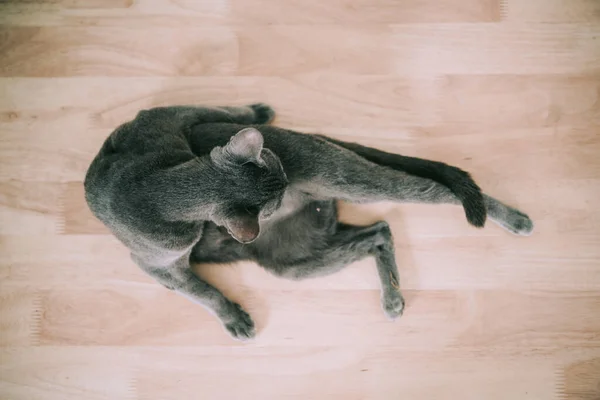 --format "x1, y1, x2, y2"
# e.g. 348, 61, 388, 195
390, 24, 600, 75
561, 356, 600, 400
2, 25, 599, 77
0, 235, 144, 287
0, 26, 239, 77
0, 181, 64, 234
228, 0, 503, 24
21, 287, 600, 348
135, 350, 549, 399
0, 287, 40, 346
4, 75, 597, 132
439, 75, 600, 129
0, 0, 502, 26
0, 347, 136, 400
133, 348, 597, 400
1, 0, 134, 8
3, 347, 598, 400
506, 0, 600, 22
0, 26, 394, 76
